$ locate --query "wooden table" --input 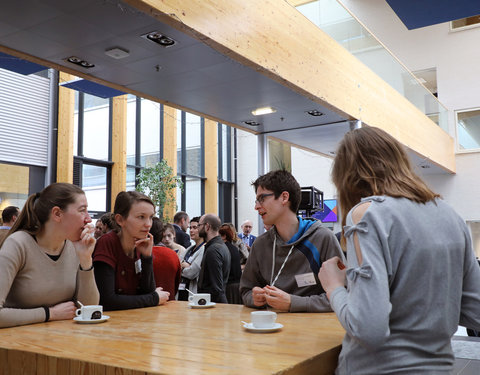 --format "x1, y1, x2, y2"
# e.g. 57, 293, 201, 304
0, 301, 344, 375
